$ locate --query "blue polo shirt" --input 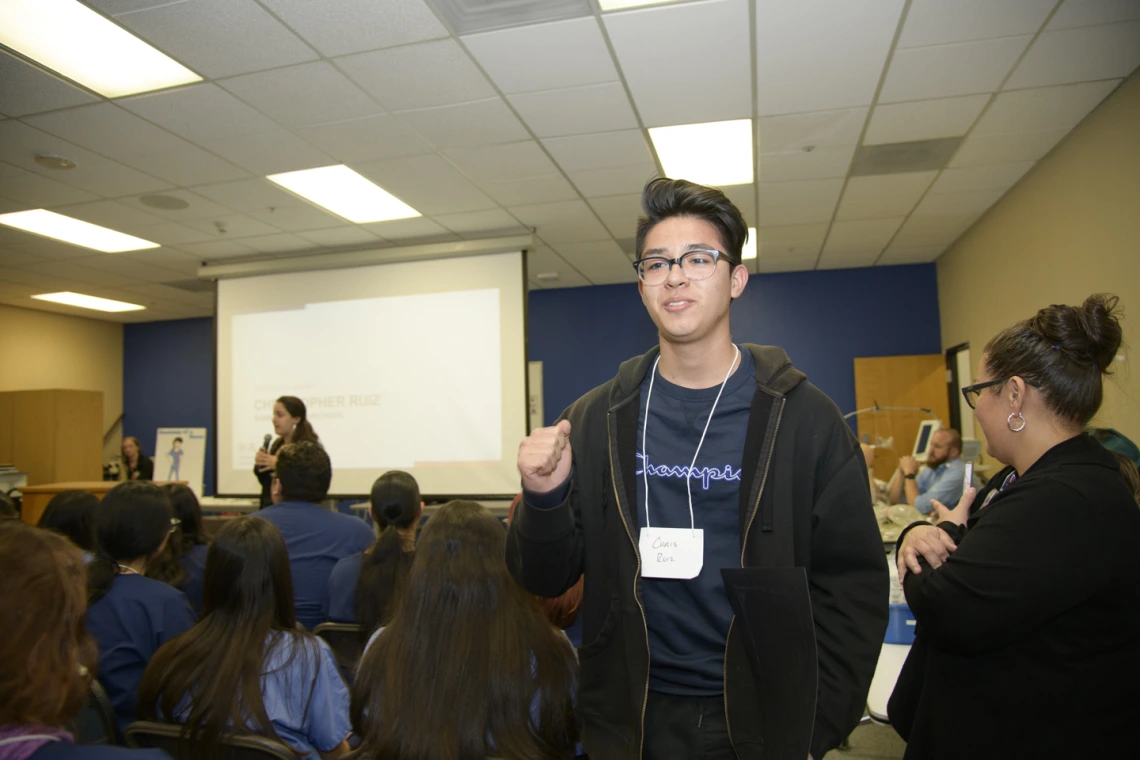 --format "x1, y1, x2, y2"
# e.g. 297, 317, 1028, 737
256, 501, 374, 630
914, 458, 967, 515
